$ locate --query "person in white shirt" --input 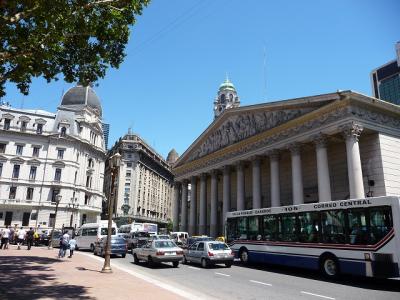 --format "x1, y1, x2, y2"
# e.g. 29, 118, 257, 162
0, 226, 11, 249
17, 227, 26, 250
58, 232, 70, 258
